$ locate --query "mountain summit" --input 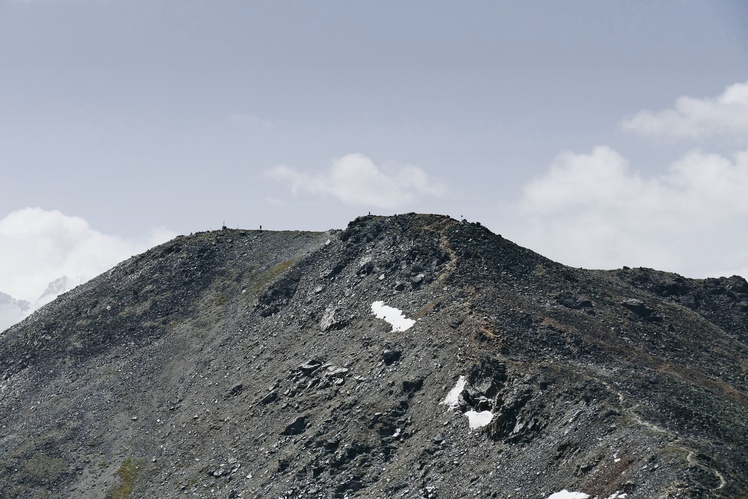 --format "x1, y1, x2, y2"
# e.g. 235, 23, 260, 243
1, 214, 746, 498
